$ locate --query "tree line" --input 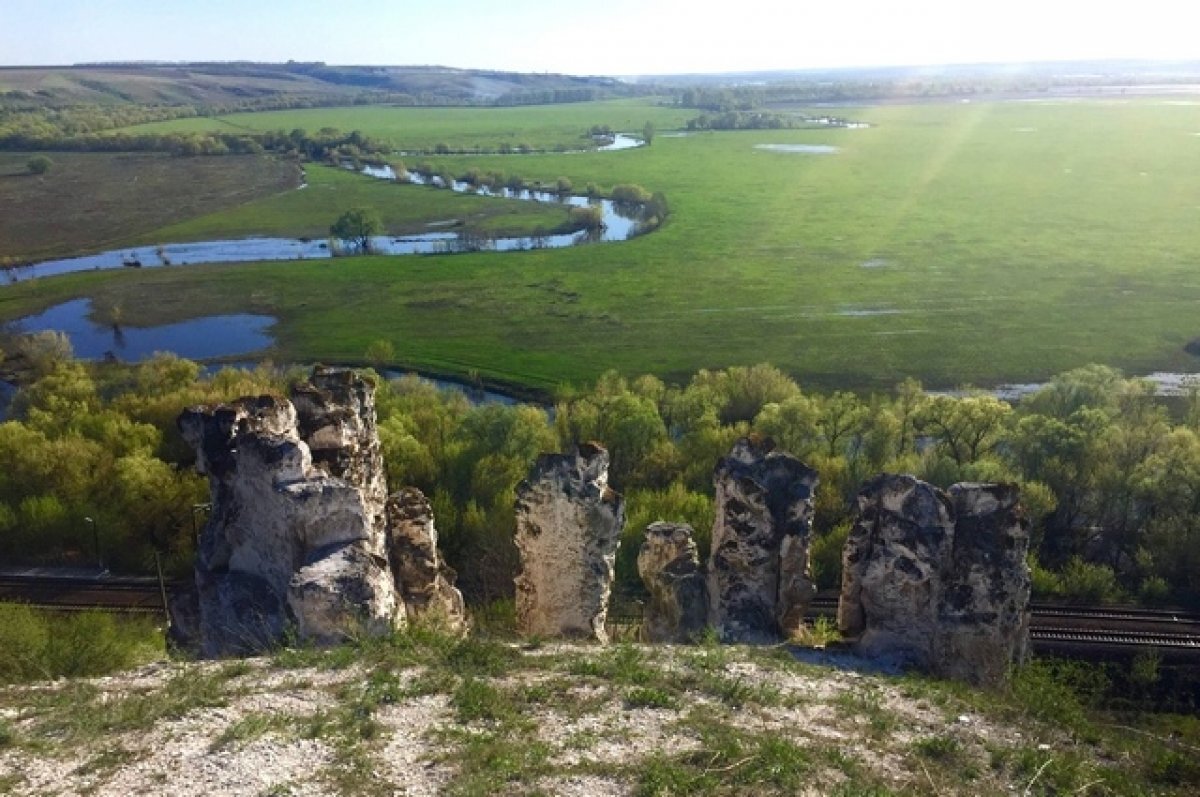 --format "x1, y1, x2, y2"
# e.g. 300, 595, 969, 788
0, 340, 1196, 609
